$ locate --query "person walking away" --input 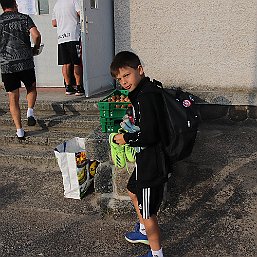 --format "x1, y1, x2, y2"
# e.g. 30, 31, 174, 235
0, 0, 41, 140
52, 0, 84, 96
110, 51, 169, 257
